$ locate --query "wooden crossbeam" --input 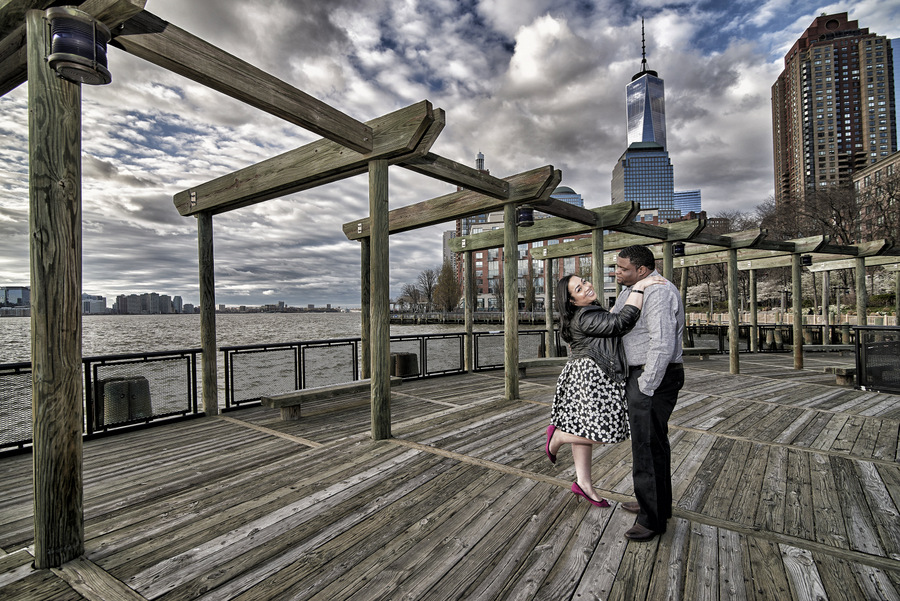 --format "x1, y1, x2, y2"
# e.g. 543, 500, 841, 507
535, 219, 706, 260
529, 197, 597, 225
400, 152, 509, 199
737, 239, 894, 271
344, 166, 561, 240
0, 0, 146, 96
446, 202, 639, 252
671, 235, 830, 268
174, 101, 437, 216
110, 9, 373, 153
806, 255, 900, 272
